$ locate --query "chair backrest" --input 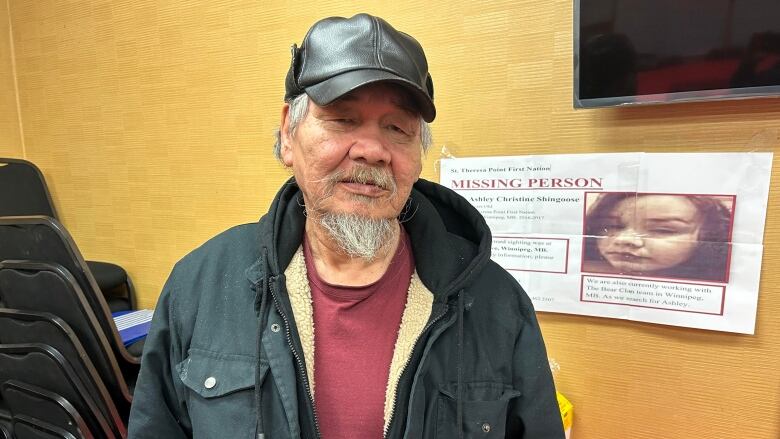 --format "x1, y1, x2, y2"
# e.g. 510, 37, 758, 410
0, 310, 103, 407
0, 387, 9, 419
0, 307, 130, 418
0, 416, 11, 439
0, 344, 123, 438
0, 267, 133, 412
0, 217, 139, 367
12, 415, 79, 439
0, 158, 58, 219
1, 381, 91, 439
0, 217, 97, 313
